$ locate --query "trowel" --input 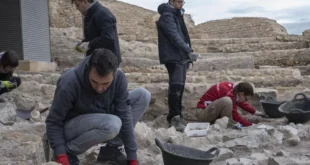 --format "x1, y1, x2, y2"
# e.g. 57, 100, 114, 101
16, 106, 49, 120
